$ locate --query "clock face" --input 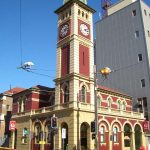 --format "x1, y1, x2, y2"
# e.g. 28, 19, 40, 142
80, 23, 89, 36
60, 23, 69, 38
